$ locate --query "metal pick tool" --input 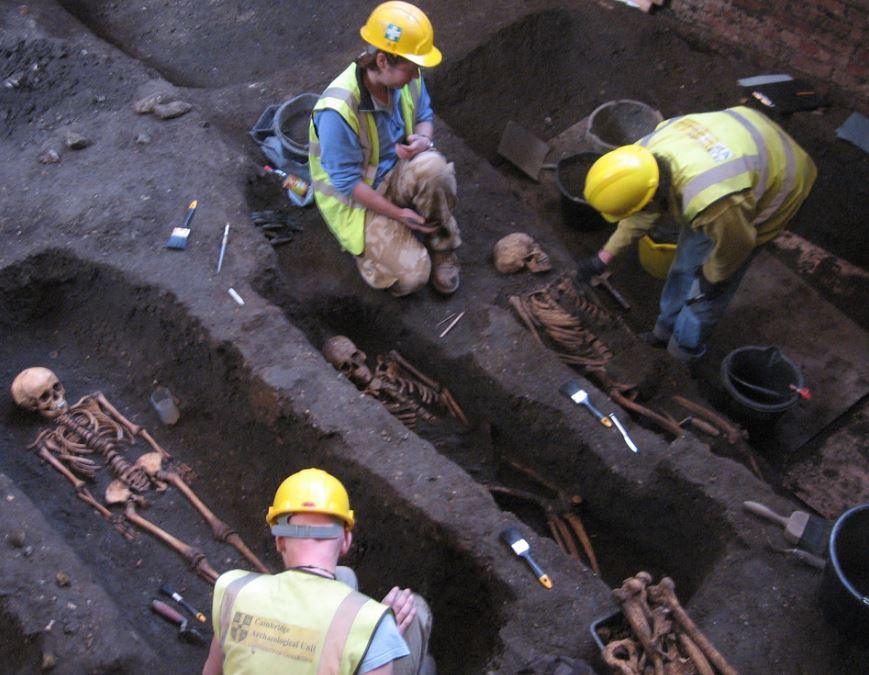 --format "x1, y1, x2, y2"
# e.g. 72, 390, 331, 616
560, 380, 612, 427
608, 413, 639, 453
